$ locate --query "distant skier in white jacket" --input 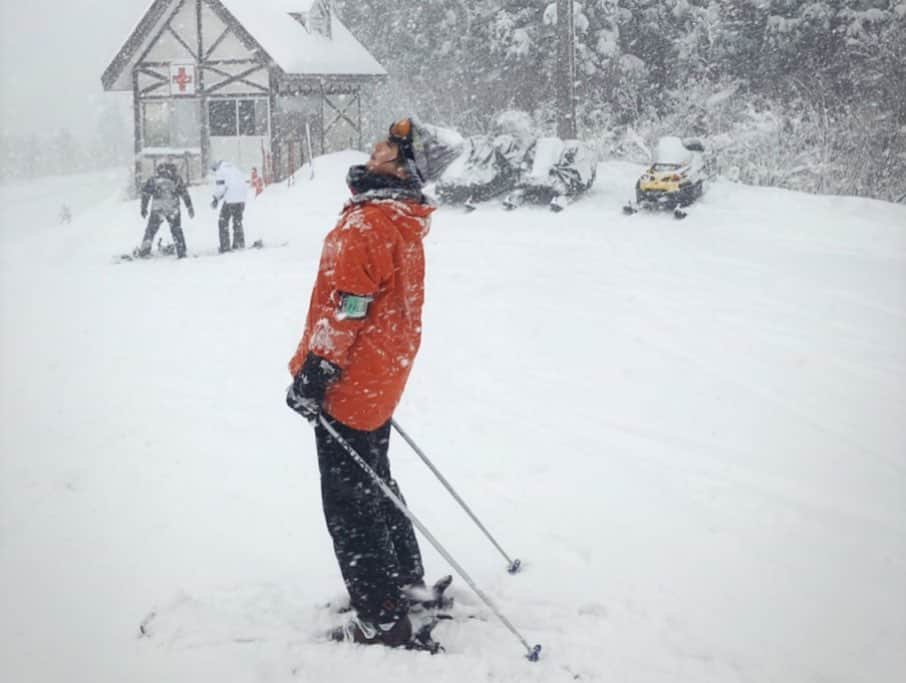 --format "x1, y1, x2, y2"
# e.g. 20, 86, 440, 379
210, 160, 248, 252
